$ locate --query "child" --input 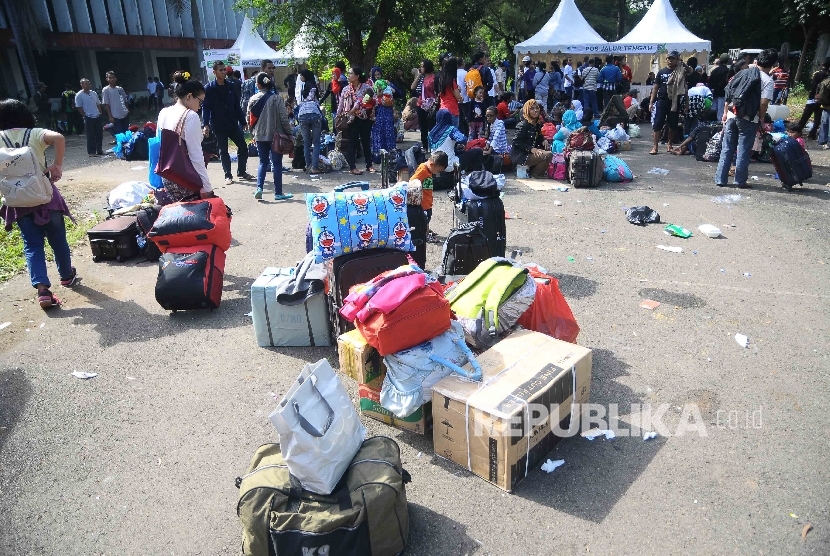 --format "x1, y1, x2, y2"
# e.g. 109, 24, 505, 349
402, 97, 419, 131
0, 99, 78, 309
393, 109, 404, 142
788, 124, 805, 150
411, 150, 448, 236
468, 86, 486, 139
